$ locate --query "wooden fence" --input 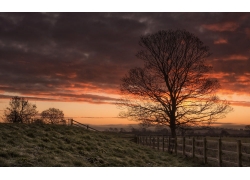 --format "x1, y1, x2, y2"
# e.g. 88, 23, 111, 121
137, 135, 250, 167
68, 119, 99, 131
